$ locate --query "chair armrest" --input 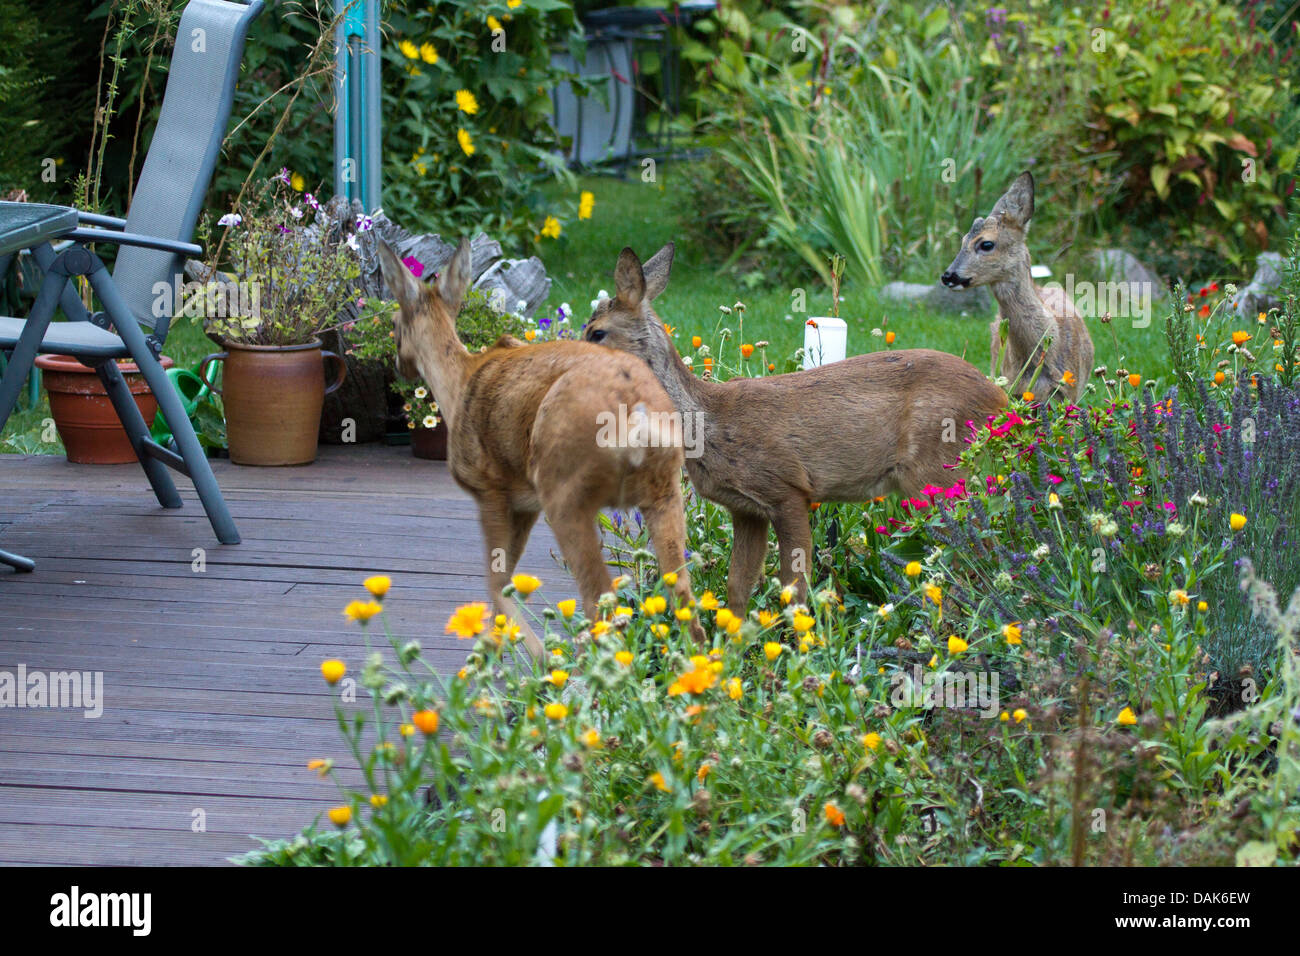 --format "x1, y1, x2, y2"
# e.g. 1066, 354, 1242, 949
76, 211, 129, 229
66, 228, 202, 257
